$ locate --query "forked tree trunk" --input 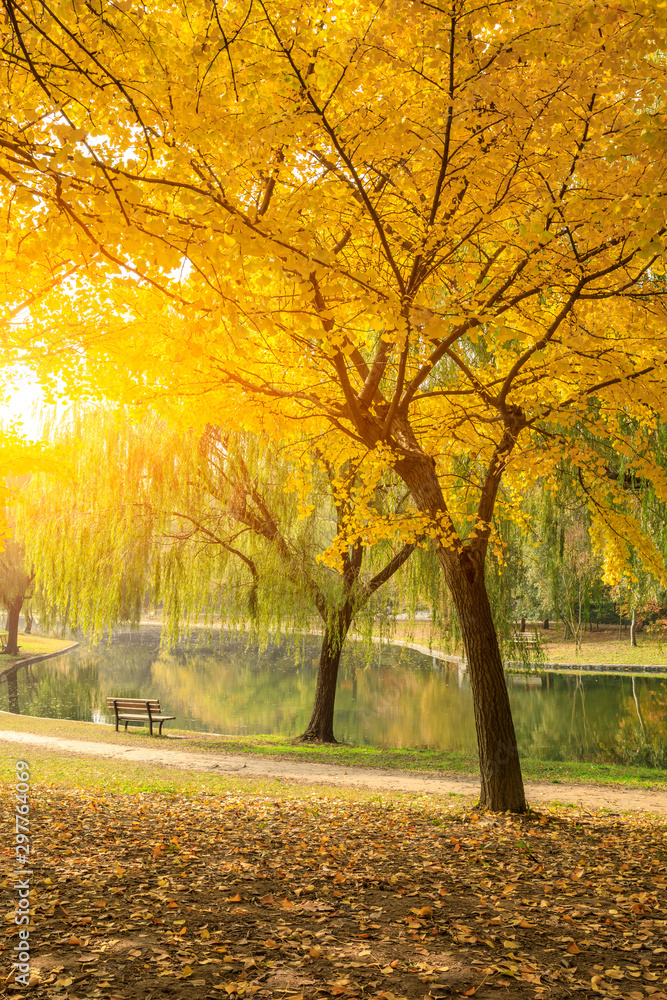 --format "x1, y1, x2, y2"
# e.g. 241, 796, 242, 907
297, 538, 417, 743
446, 556, 526, 812
3, 598, 23, 656
299, 613, 350, 743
